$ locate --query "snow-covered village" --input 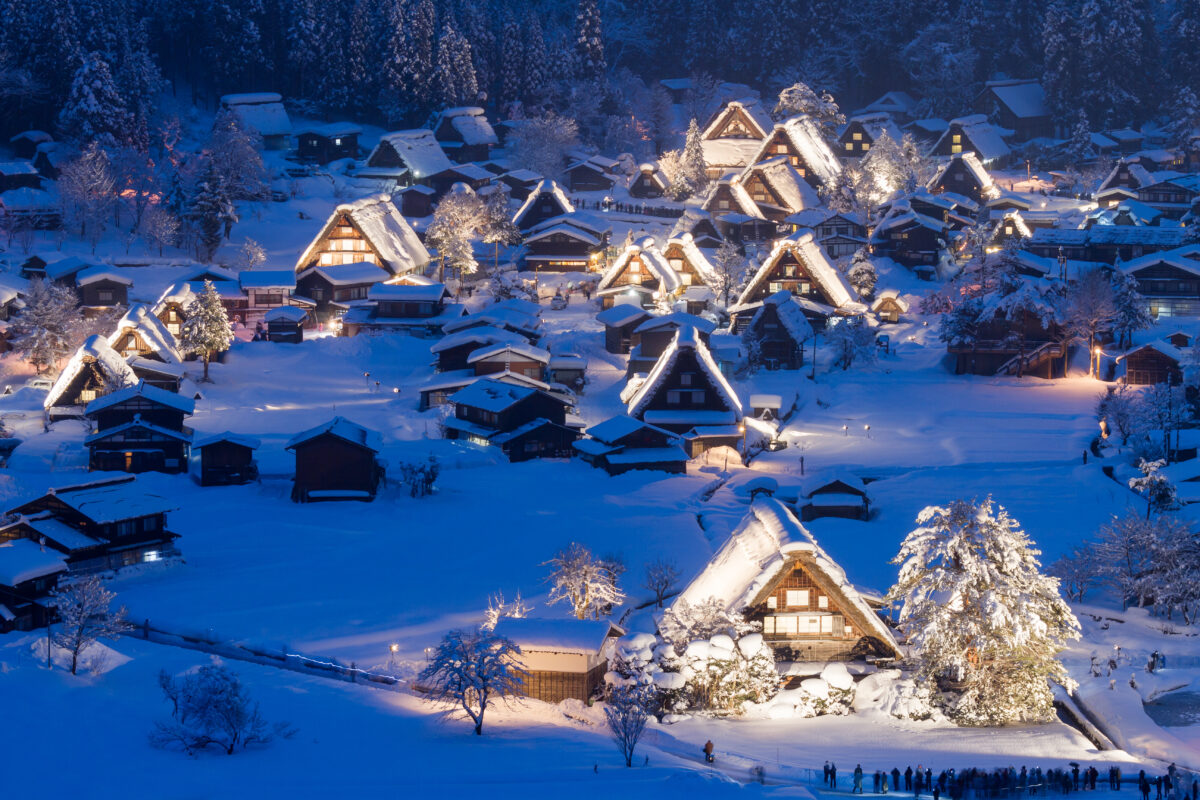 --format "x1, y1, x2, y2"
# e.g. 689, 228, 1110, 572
5, 0, 1200, 796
